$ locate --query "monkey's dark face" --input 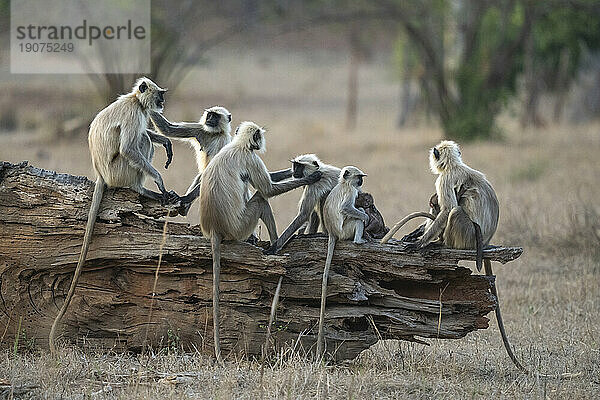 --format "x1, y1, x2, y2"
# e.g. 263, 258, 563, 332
250, 128, 263, 151
341, 166, 366, 187
357, 193, 373, 208
292, 162, 305, 179
292, 158, 319, 178
233, 121, 265, 152
134, 77, 167, 112
201, 106, 232, 134
205, 111, 220, 128
155, 89, 166, 110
